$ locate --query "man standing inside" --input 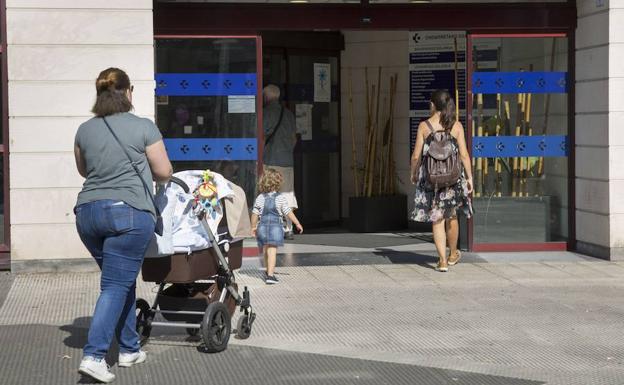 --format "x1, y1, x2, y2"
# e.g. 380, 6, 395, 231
262, 84, 298, 239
